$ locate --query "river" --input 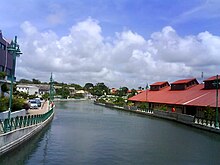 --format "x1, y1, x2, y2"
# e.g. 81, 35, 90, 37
1, 101, 220, 165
